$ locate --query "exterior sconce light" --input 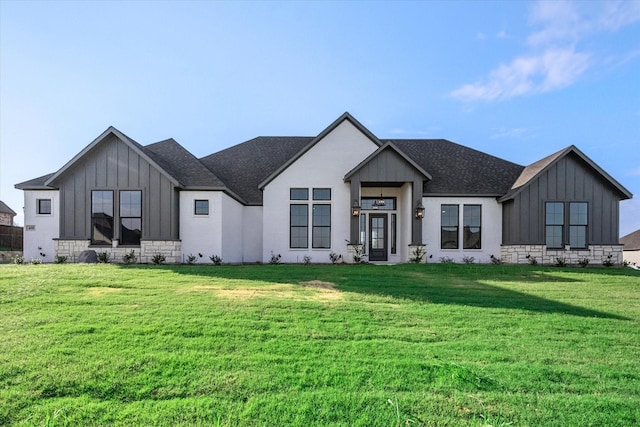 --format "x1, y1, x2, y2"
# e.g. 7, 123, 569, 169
352, 200, 361, 217
415, 201, 425, 219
